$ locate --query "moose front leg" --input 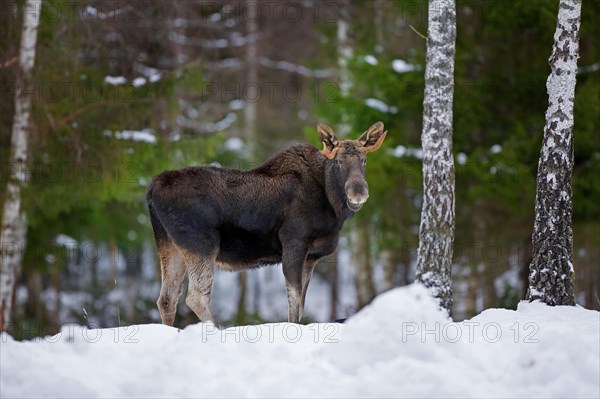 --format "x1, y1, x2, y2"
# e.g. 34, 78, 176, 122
299, 259, 317, 321
282, 244, 308, 323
